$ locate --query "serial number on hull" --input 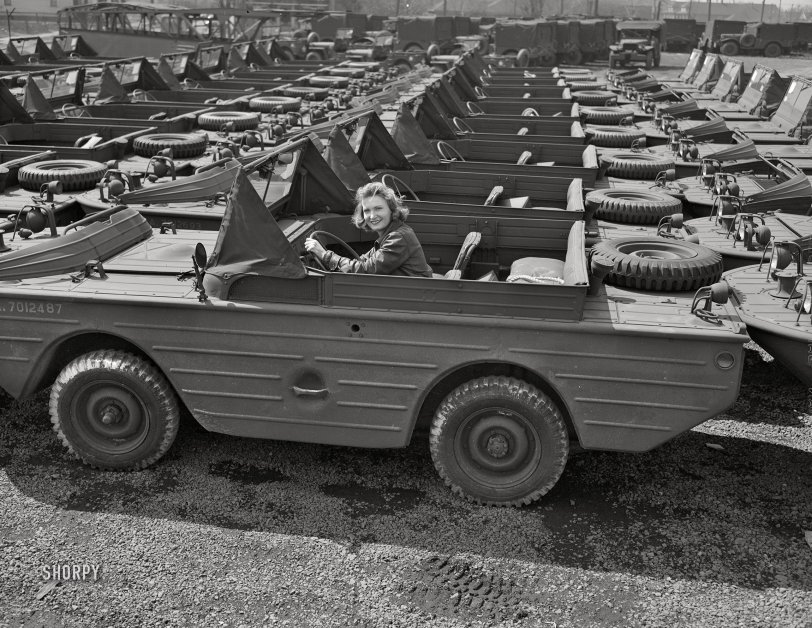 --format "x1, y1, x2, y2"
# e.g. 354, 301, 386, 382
2, 301, 63, 315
